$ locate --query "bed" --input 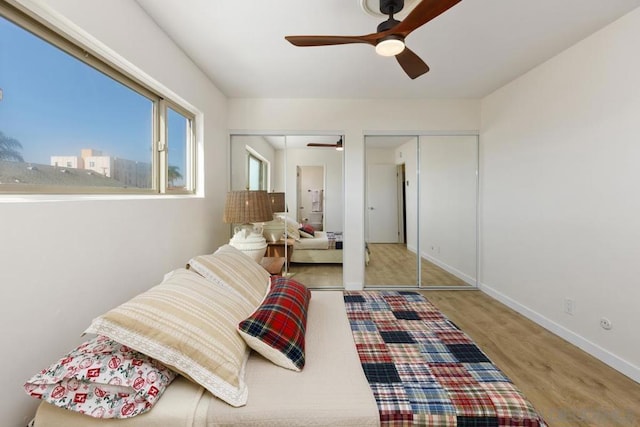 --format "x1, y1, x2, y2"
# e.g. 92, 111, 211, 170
32, 287, 546, 426
291, 231, 343, 264
291, 231, 371, 265
34, 291, 380, 426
